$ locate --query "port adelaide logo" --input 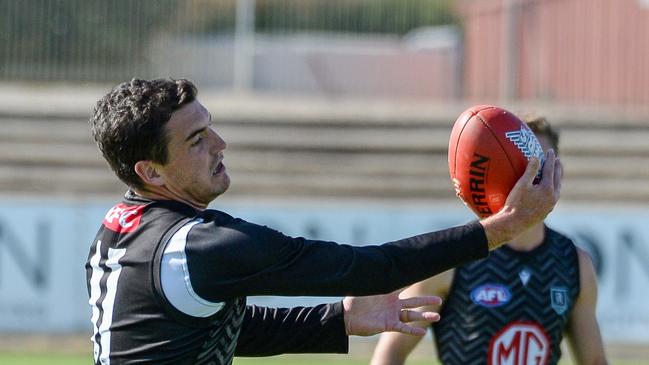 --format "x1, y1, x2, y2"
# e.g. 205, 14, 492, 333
550, 287, 569, 315
471, 283, 512, 308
